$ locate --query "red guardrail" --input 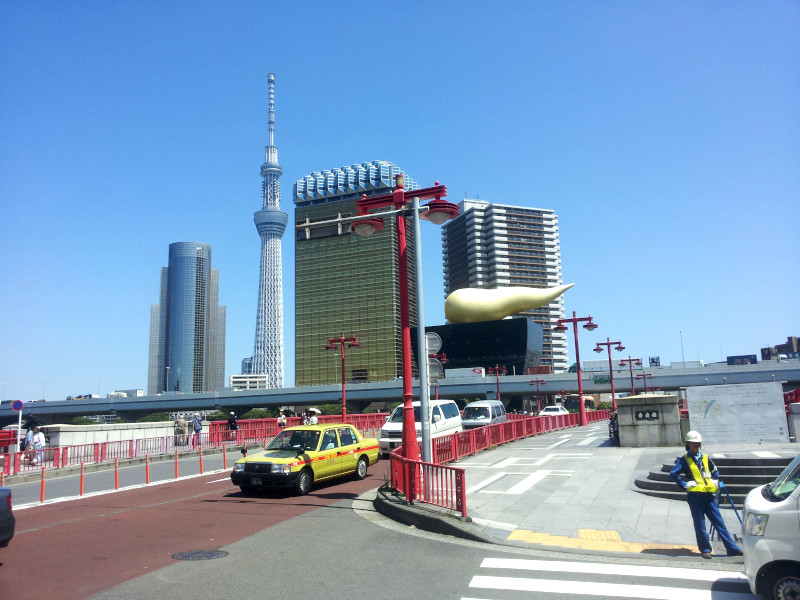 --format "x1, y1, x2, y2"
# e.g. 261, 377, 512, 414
1, 414, 390, 477
390, 410, 610, 516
